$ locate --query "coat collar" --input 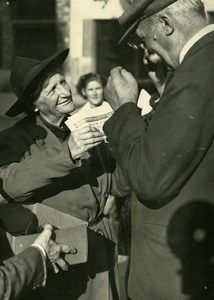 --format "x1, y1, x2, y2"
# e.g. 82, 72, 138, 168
180, 28, 214, 65
22, 114, 66, 146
